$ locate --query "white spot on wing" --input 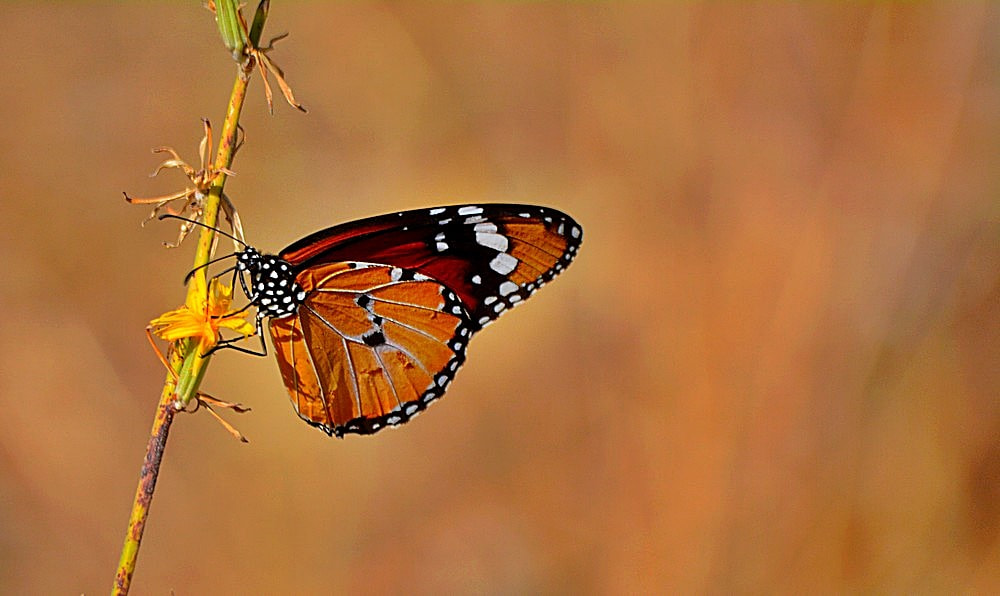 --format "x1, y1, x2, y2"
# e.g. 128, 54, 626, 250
458, 206, 483, 216
476, 232, 509, 252
489, 252, 518, 275
429, 207, 446, 215
499, 281, 518, 296
473, 222, 497, 234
